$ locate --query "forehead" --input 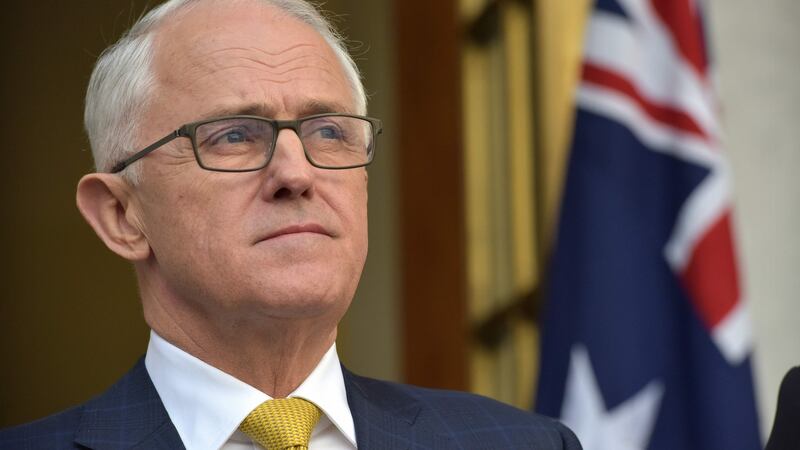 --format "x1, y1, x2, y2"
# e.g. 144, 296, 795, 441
148, 0, 354, 122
